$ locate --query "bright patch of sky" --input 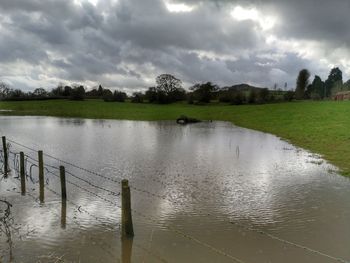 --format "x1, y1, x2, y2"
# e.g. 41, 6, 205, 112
231, 6, 277, 31
74, 0, 99, 6
164, 1, 195, 12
